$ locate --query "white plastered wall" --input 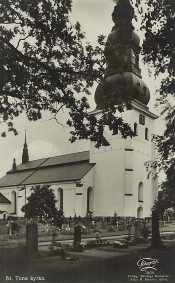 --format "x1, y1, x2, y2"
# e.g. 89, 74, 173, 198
90, 101, 158, 217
